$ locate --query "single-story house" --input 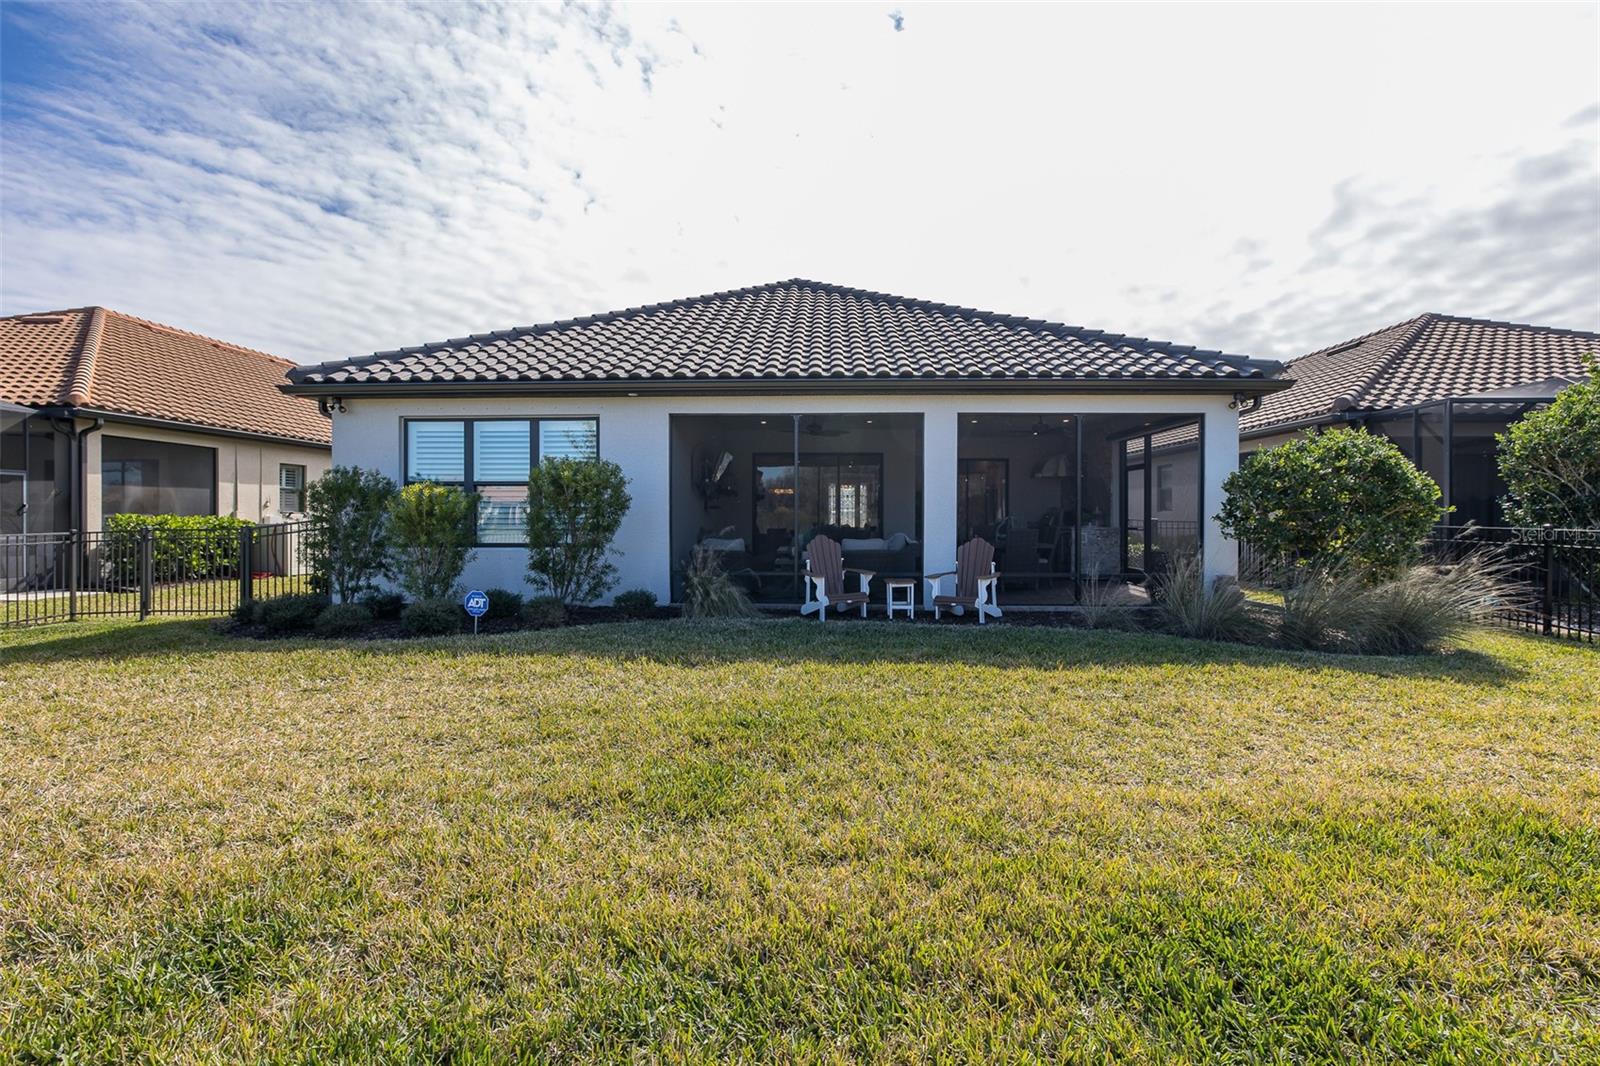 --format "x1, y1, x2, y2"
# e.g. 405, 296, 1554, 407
282, 279, 1289, 607
1, 307, 332, 537
1143, 313, 1598, 529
